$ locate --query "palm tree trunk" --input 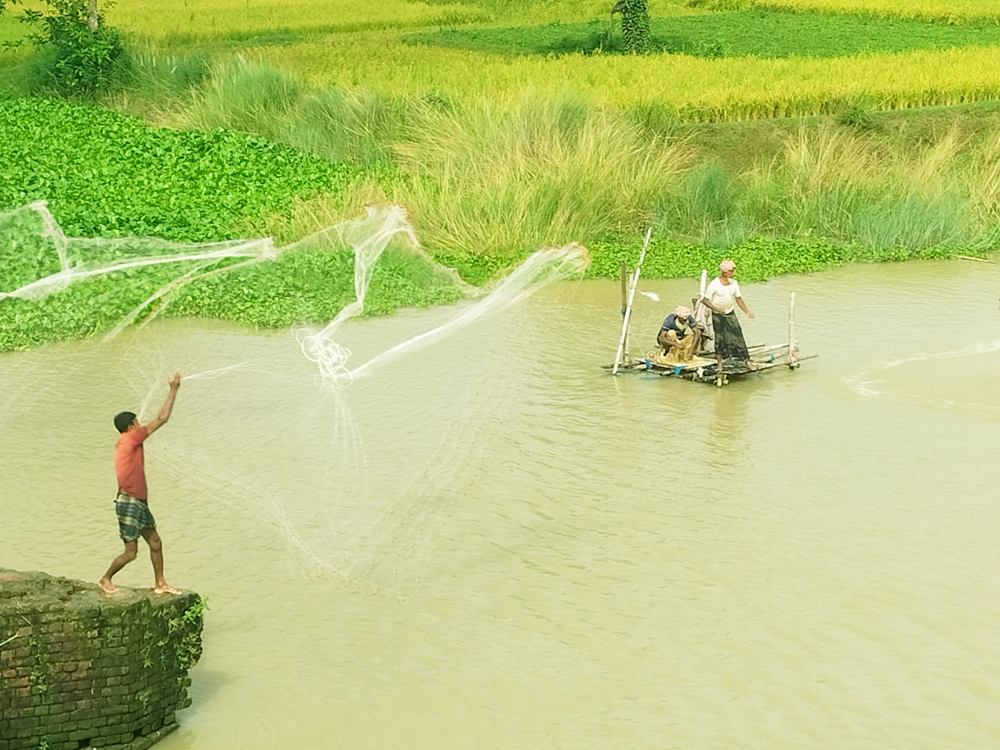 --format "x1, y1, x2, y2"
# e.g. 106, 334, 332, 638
88, 0, 99, 32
